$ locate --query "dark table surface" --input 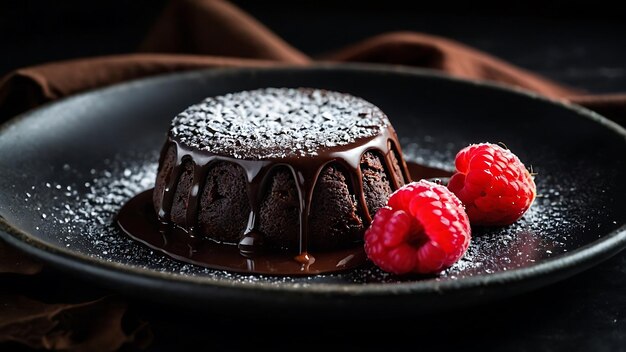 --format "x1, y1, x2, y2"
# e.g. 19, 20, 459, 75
2, 1, 625, 351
